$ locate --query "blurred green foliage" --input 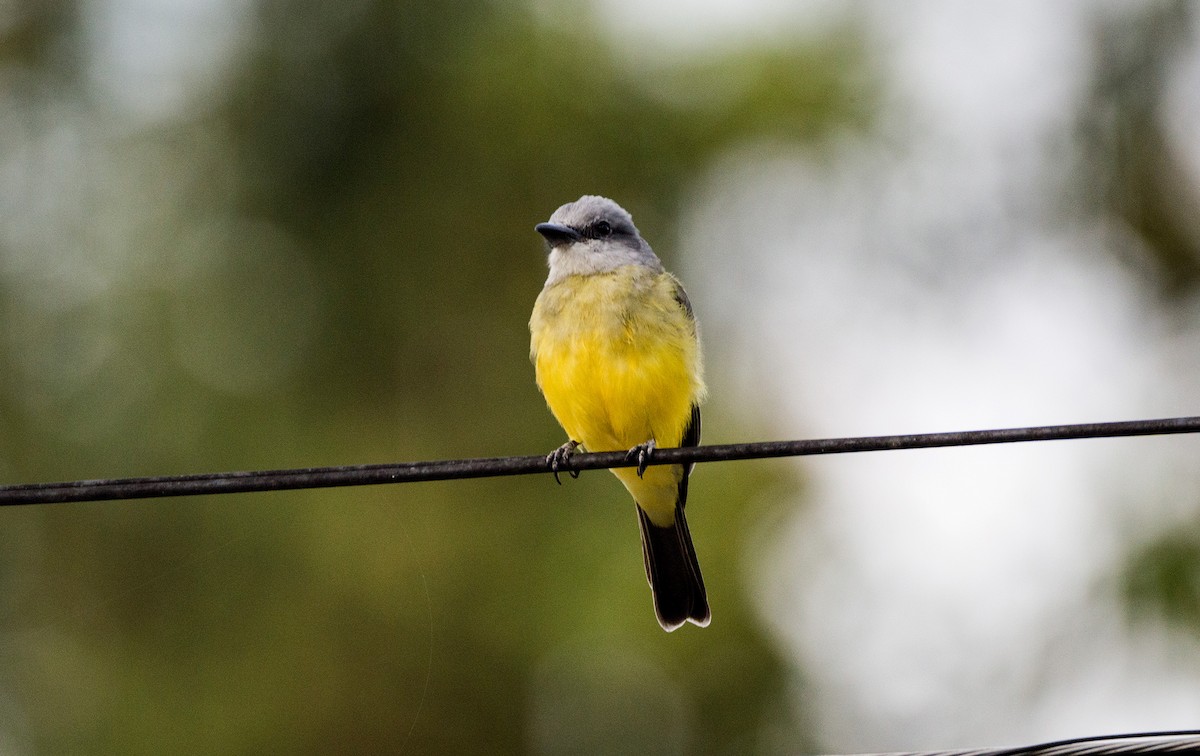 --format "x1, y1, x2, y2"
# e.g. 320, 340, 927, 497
1122, 531, 1200, 633
1074, 1, 1200, 296
0, 0, 866, 752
